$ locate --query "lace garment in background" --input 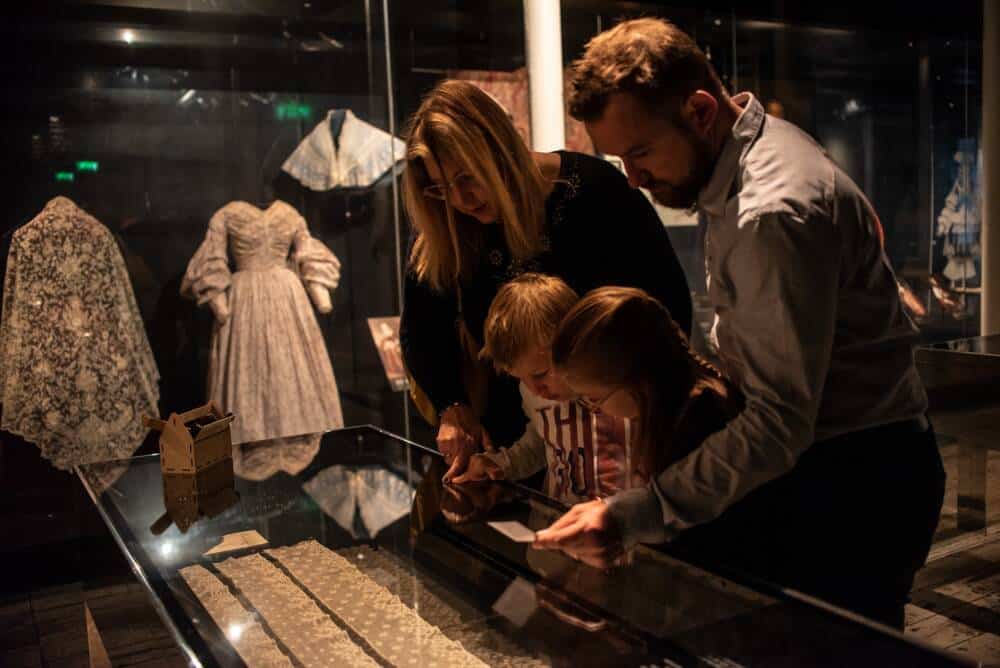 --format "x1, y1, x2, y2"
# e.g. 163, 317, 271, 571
936, 145, 982, 283
0, 197, 160, 470
302, 465, 414, 539
181, 200, 343, 447
282, 109, 406, 191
